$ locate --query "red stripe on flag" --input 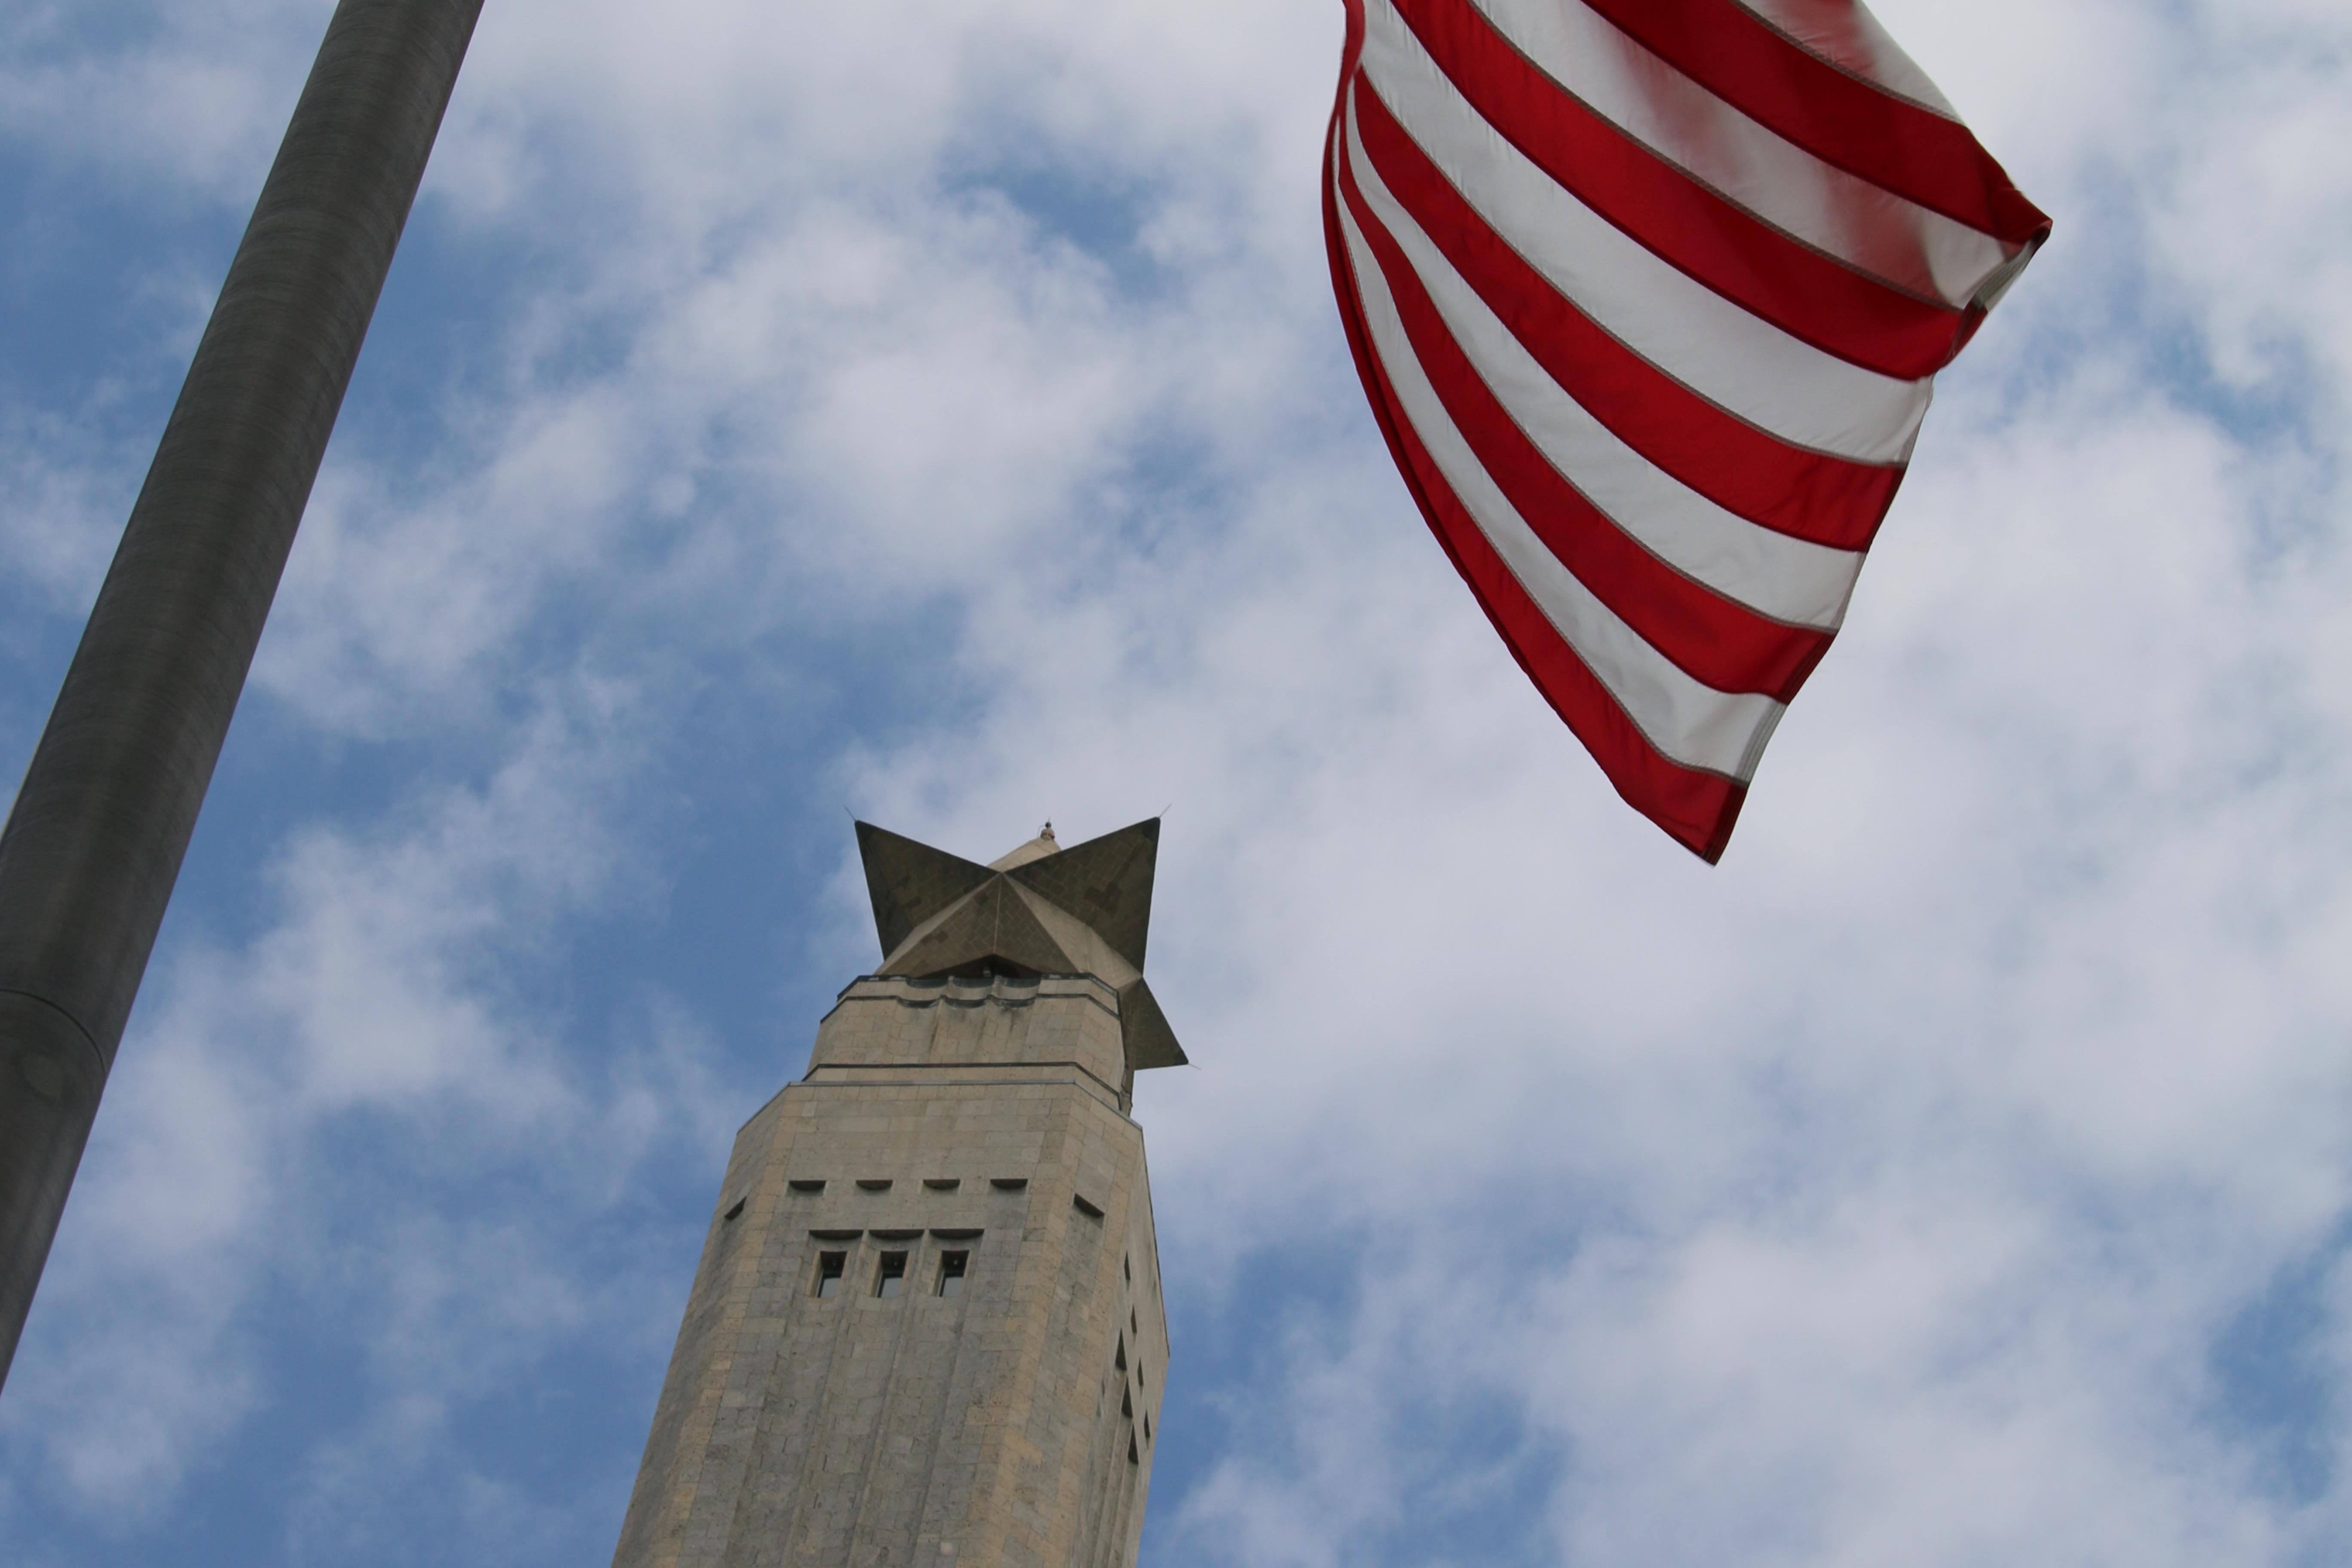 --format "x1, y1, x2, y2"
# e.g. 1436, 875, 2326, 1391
1325, 98, 1749, 862
1579, 0, 2049, 244
1392, 0, 1970, 380
1353, 79, 1904, 551
1338, 135, 1836, 700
